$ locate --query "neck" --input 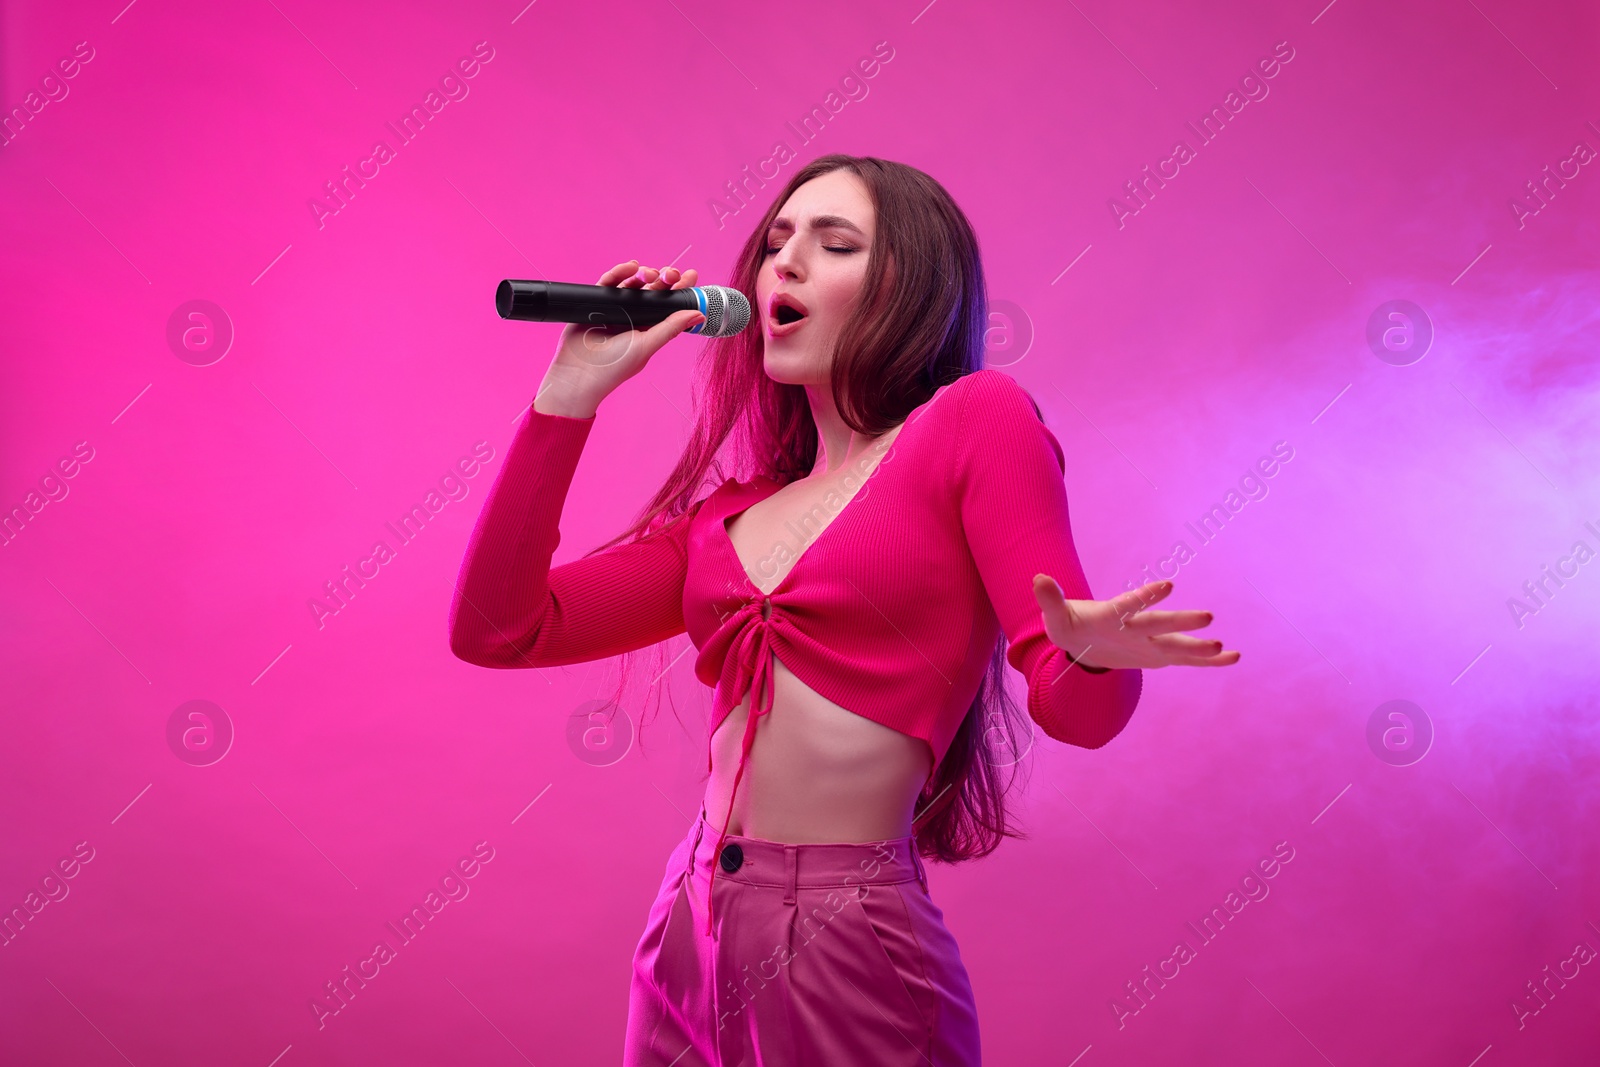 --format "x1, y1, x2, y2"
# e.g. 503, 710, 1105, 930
804, 381, 883, 477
